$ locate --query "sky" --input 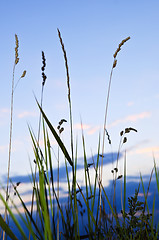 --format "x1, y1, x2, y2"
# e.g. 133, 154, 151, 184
0, 0, 159, 214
